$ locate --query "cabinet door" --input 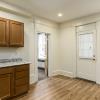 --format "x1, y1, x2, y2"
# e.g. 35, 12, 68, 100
0, 17, 9, 46
9, 20, 24, 47
0, 74, 14, 99
15, 64, 29, 96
